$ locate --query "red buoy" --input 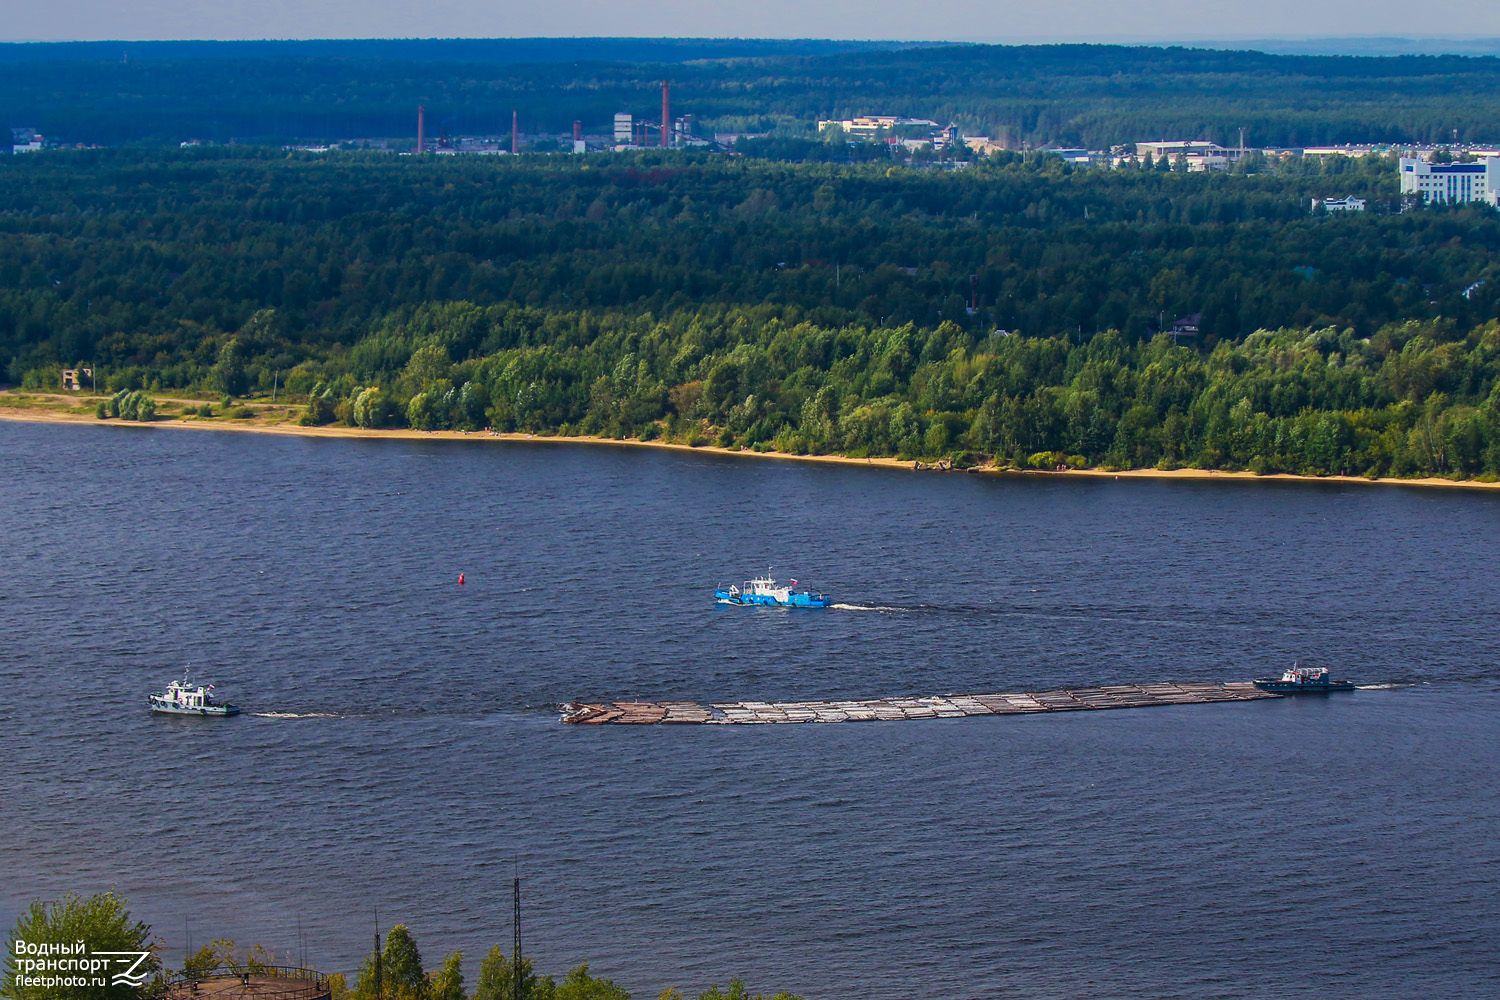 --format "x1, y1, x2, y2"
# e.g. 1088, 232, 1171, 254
458, 573, 465, 585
